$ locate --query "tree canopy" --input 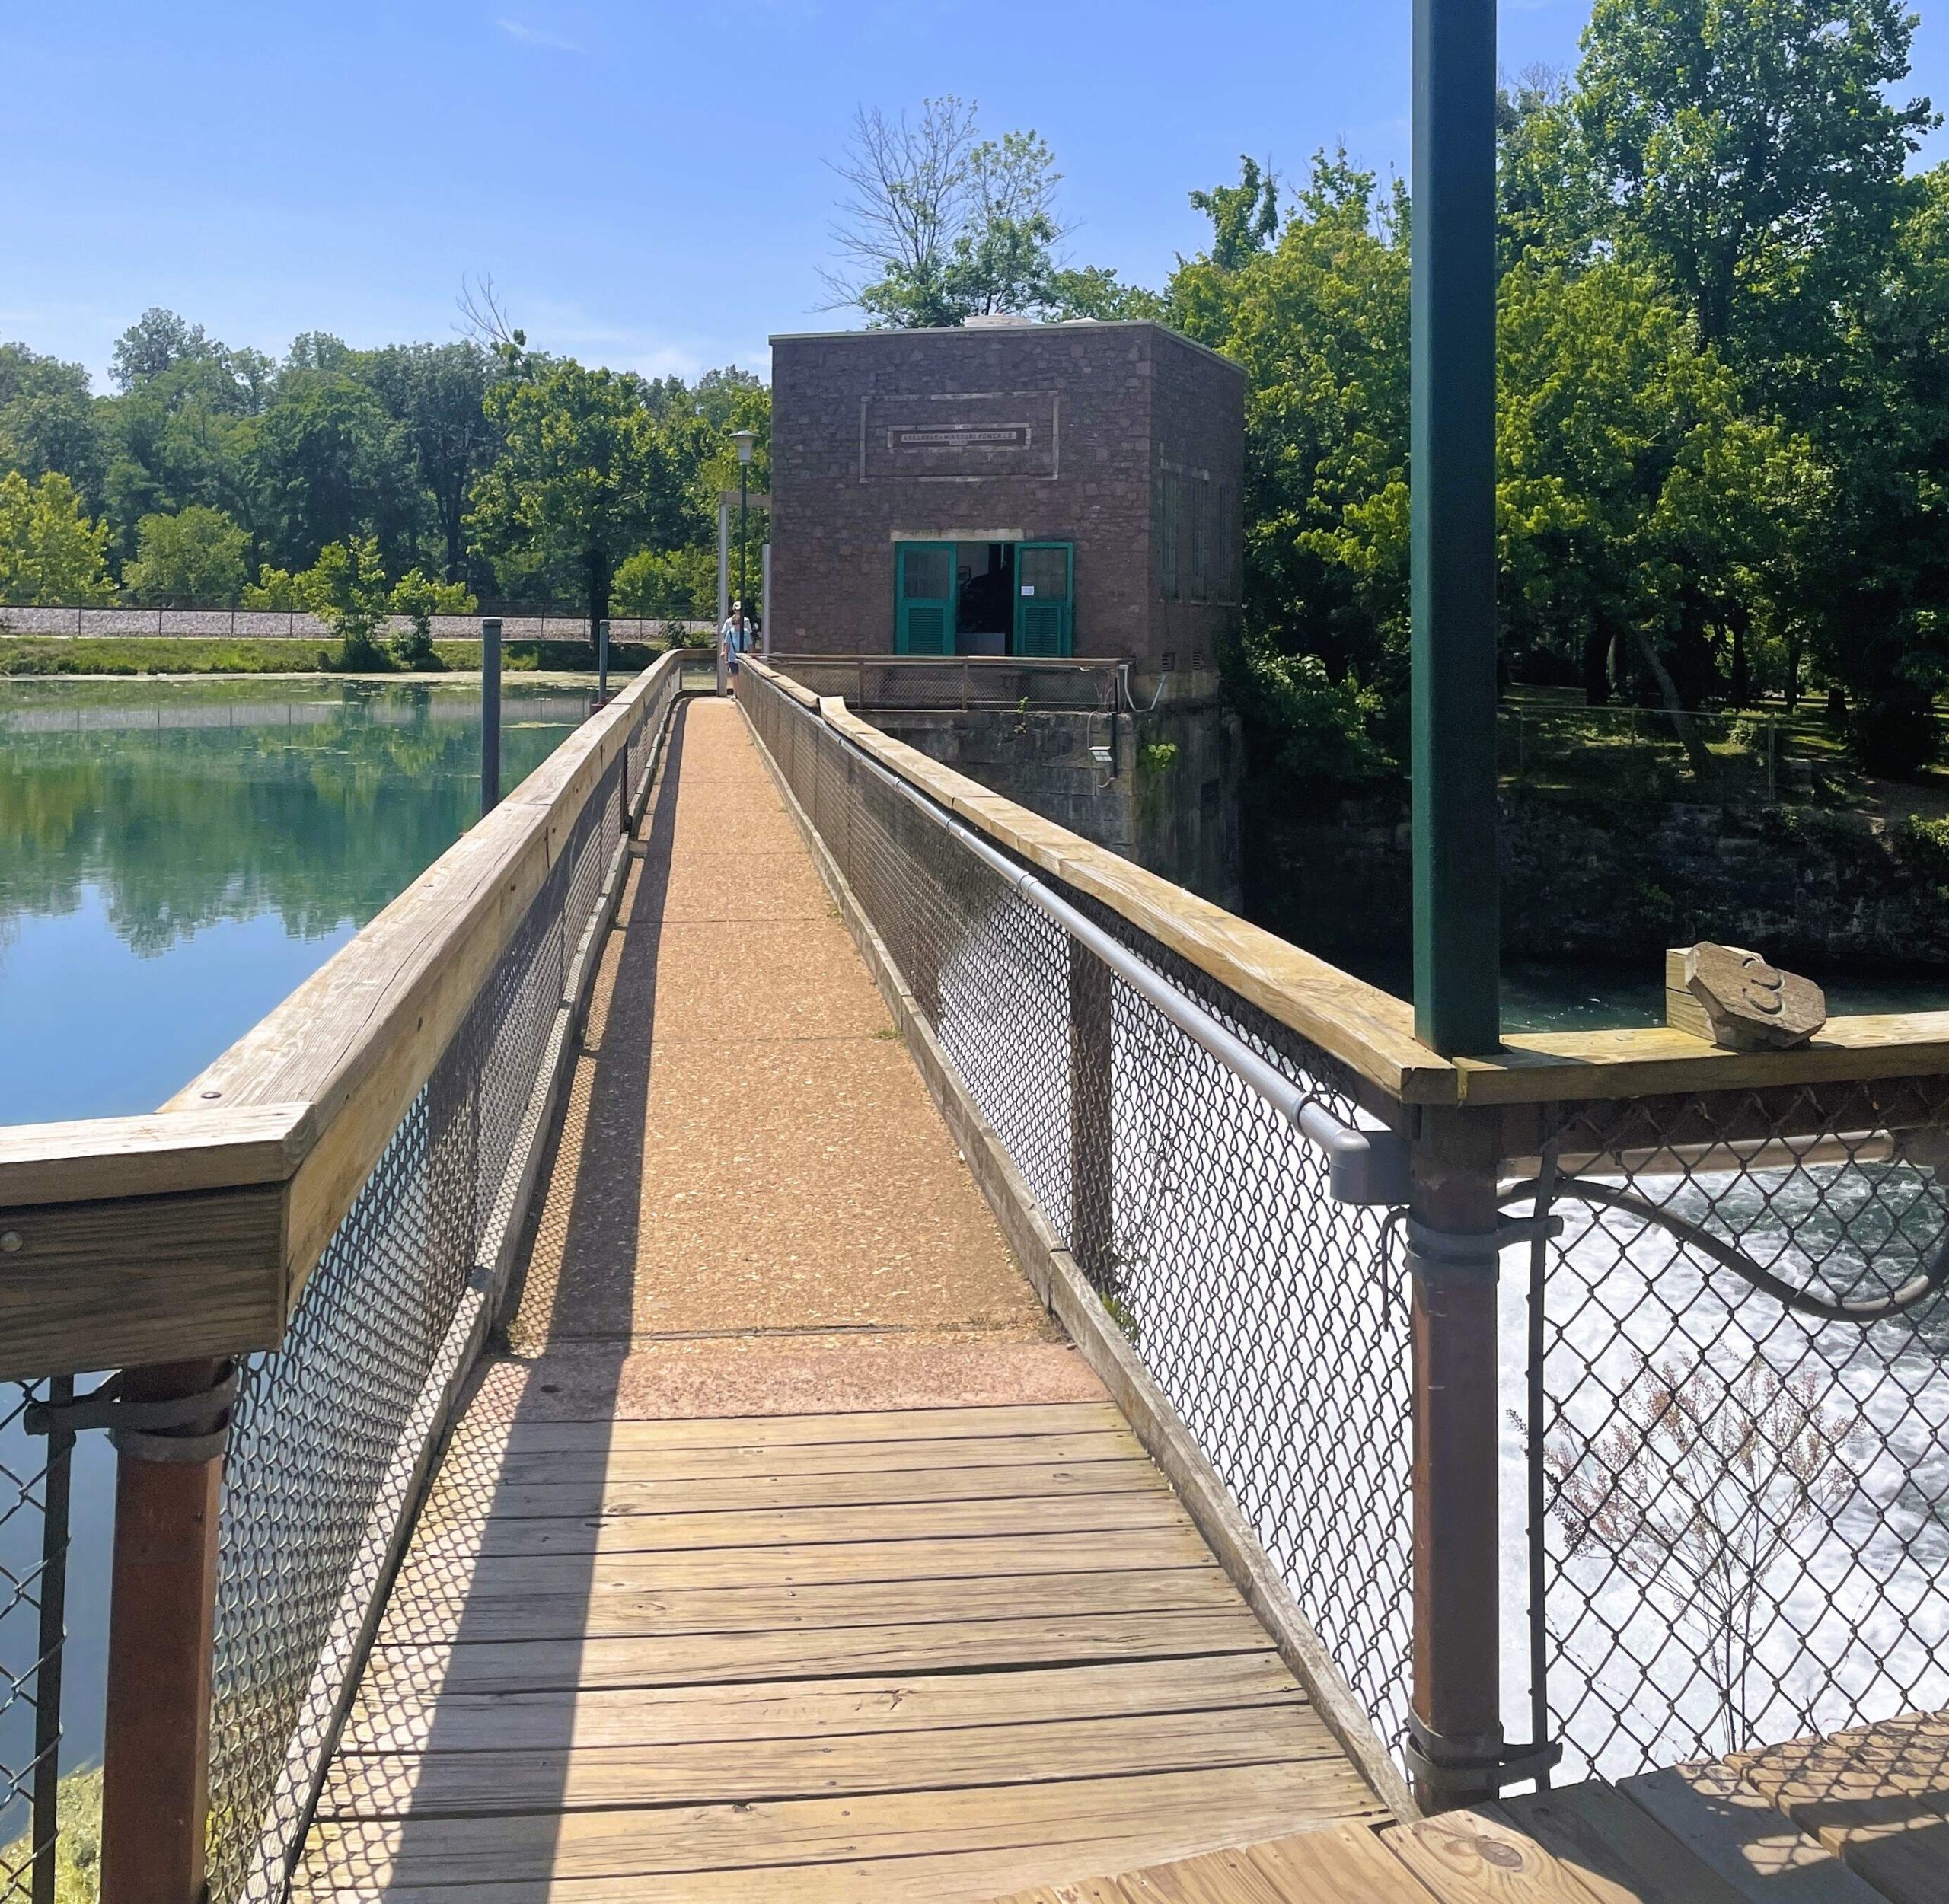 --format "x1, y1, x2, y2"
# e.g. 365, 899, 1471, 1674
0, 304, 769, 629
